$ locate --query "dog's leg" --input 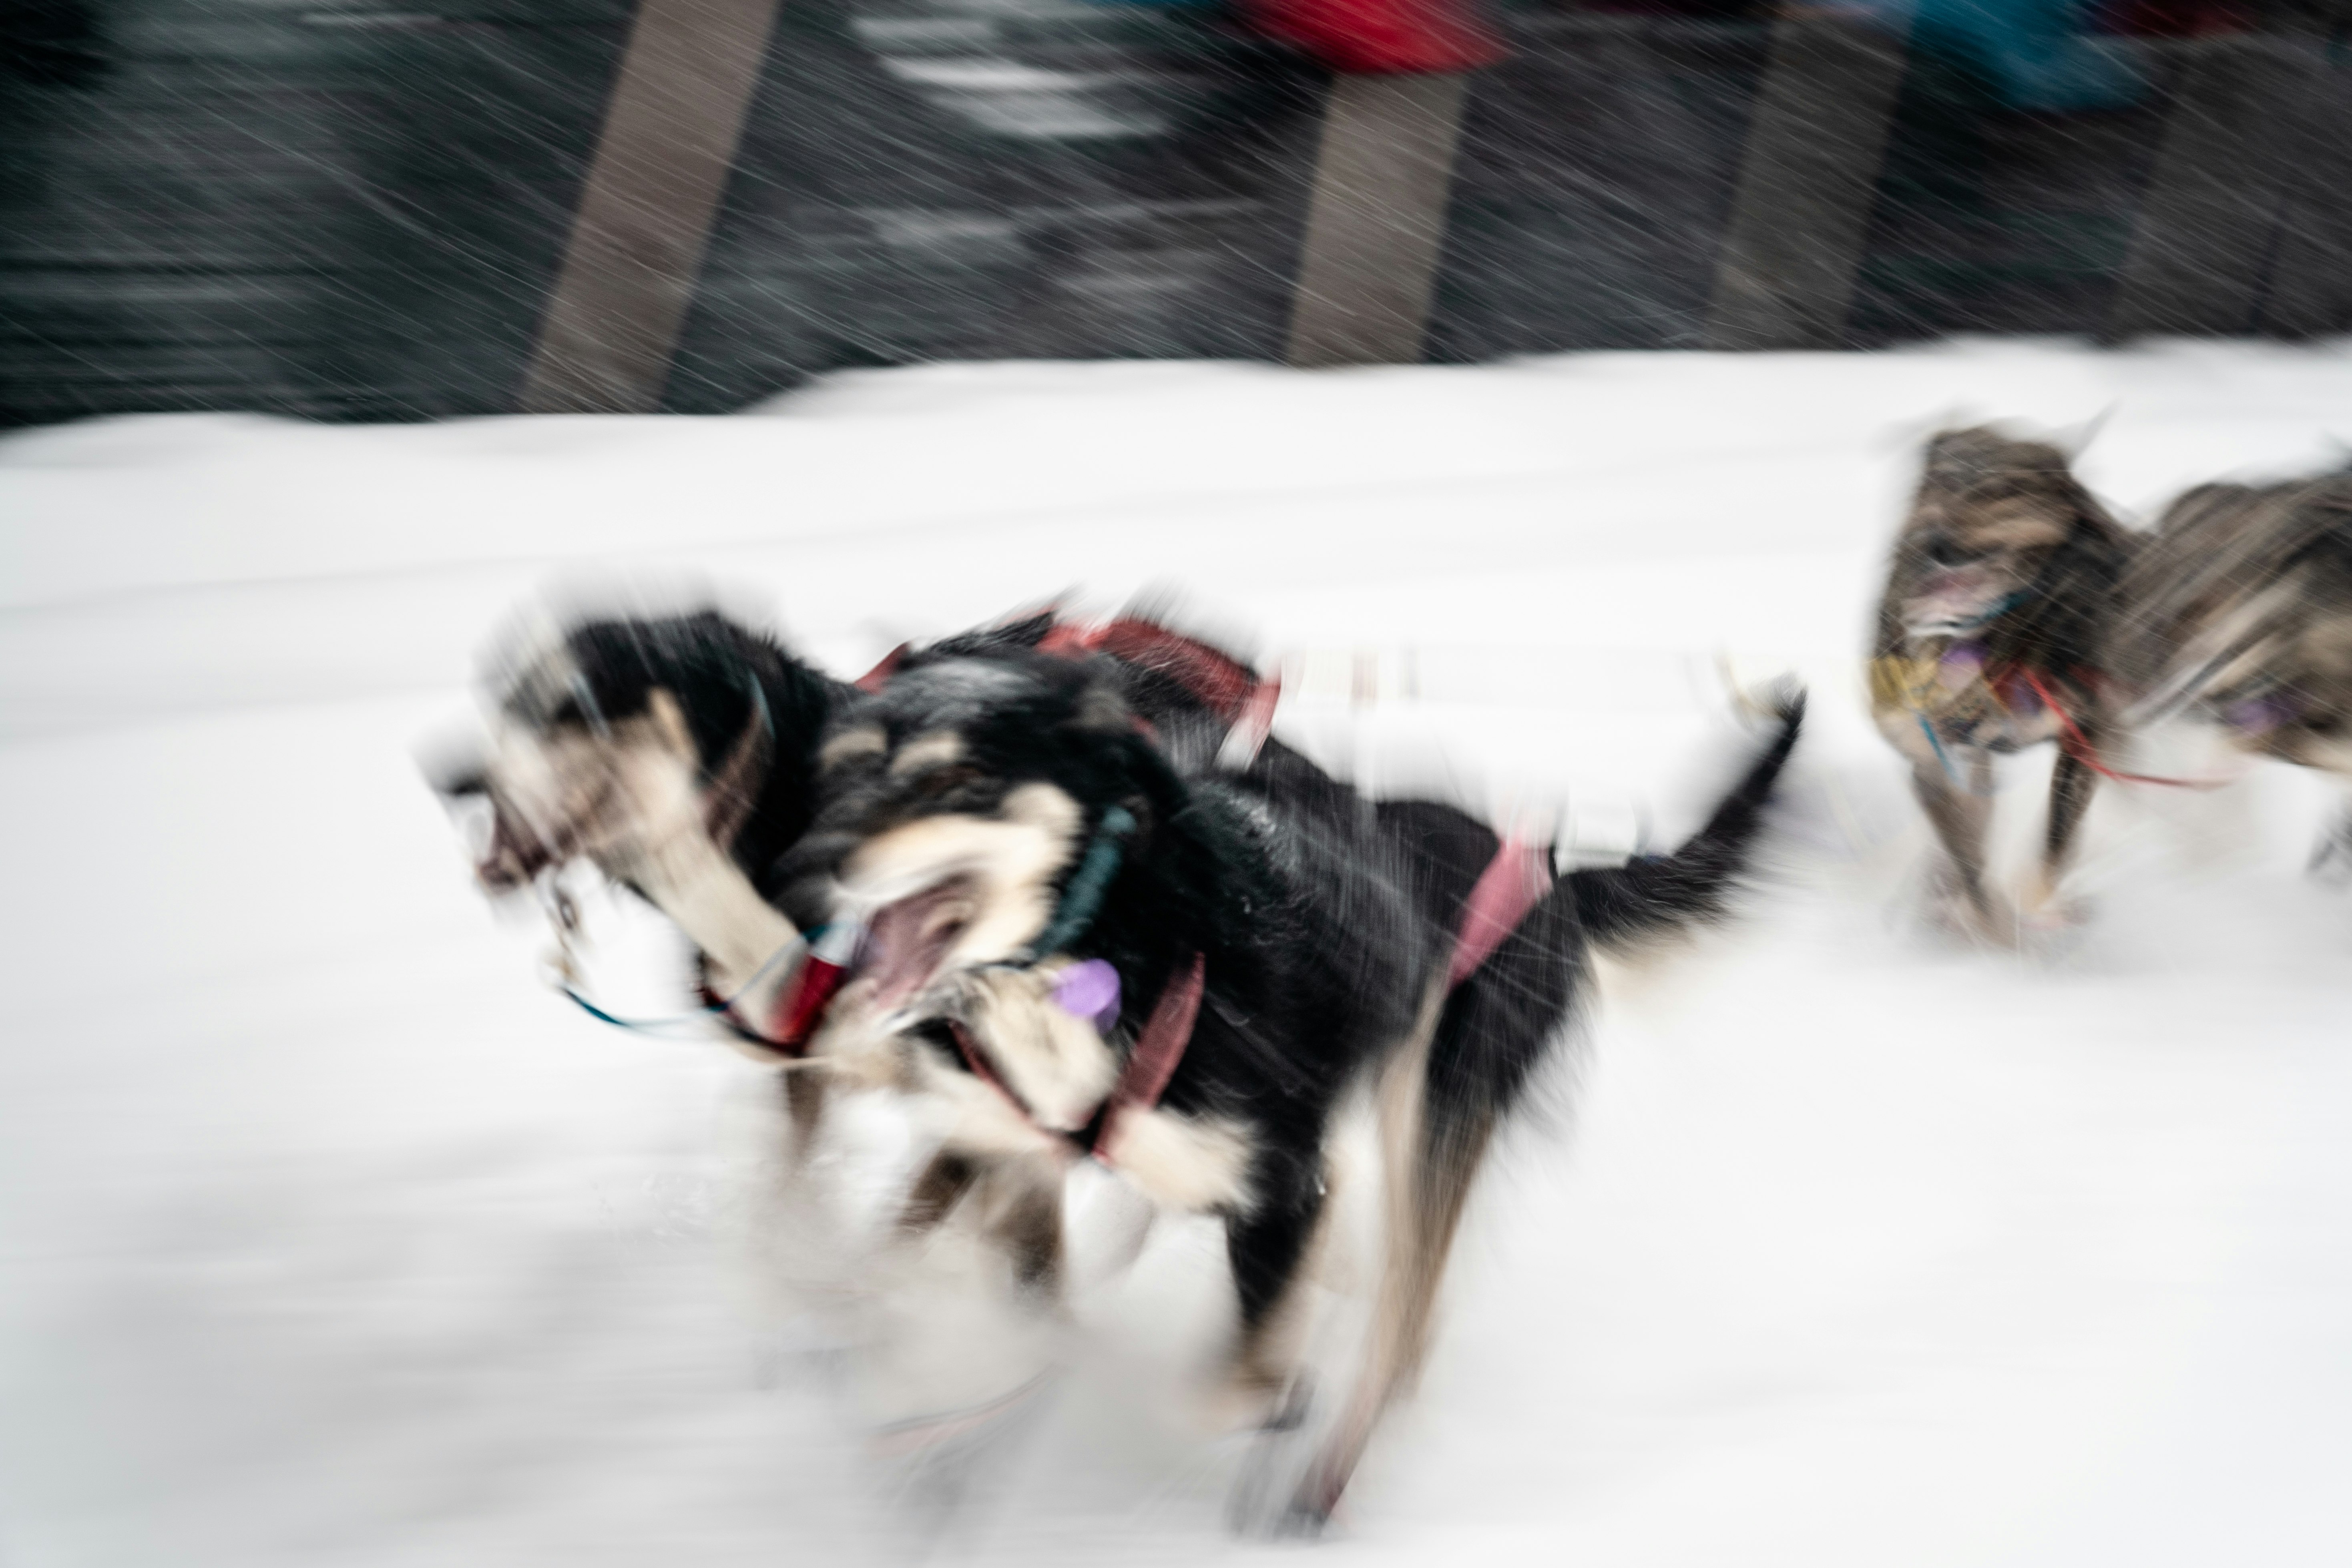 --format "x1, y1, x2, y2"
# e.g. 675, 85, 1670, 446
1281, 988, 1451, 1532
2023, 745, 2099, 928
1910, 751, 2004, 939
900, 1150, 980, 1235
780, 1068, 830, 1165
992, 1157, 1065, 1299
2312, 793, 2352, 886
1223, 1151, 1332, 1409
902, 1150, 1064, 1302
